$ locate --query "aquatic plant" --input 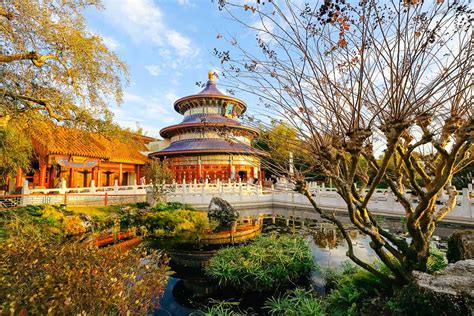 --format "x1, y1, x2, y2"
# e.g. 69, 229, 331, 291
324, 265, 392, 315
322, 261, 358, 291
265, 288, 324, 316
206, 234, 314, 292
204, 301, 242, 316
